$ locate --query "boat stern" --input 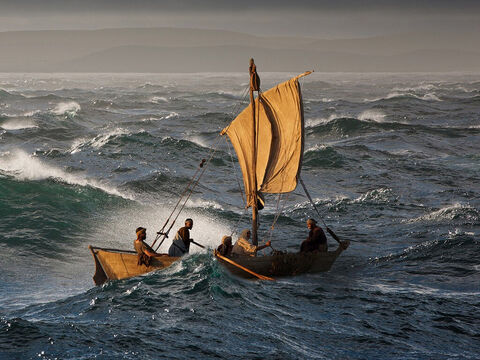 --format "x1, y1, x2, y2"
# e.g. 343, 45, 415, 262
88, 246, 108, 286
